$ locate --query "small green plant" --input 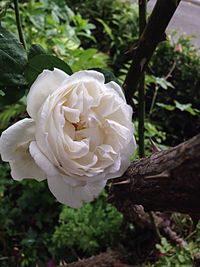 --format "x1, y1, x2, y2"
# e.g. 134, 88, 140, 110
143, 219, 200, 267
52, 193, 123, 262
149, 237, 199, 267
